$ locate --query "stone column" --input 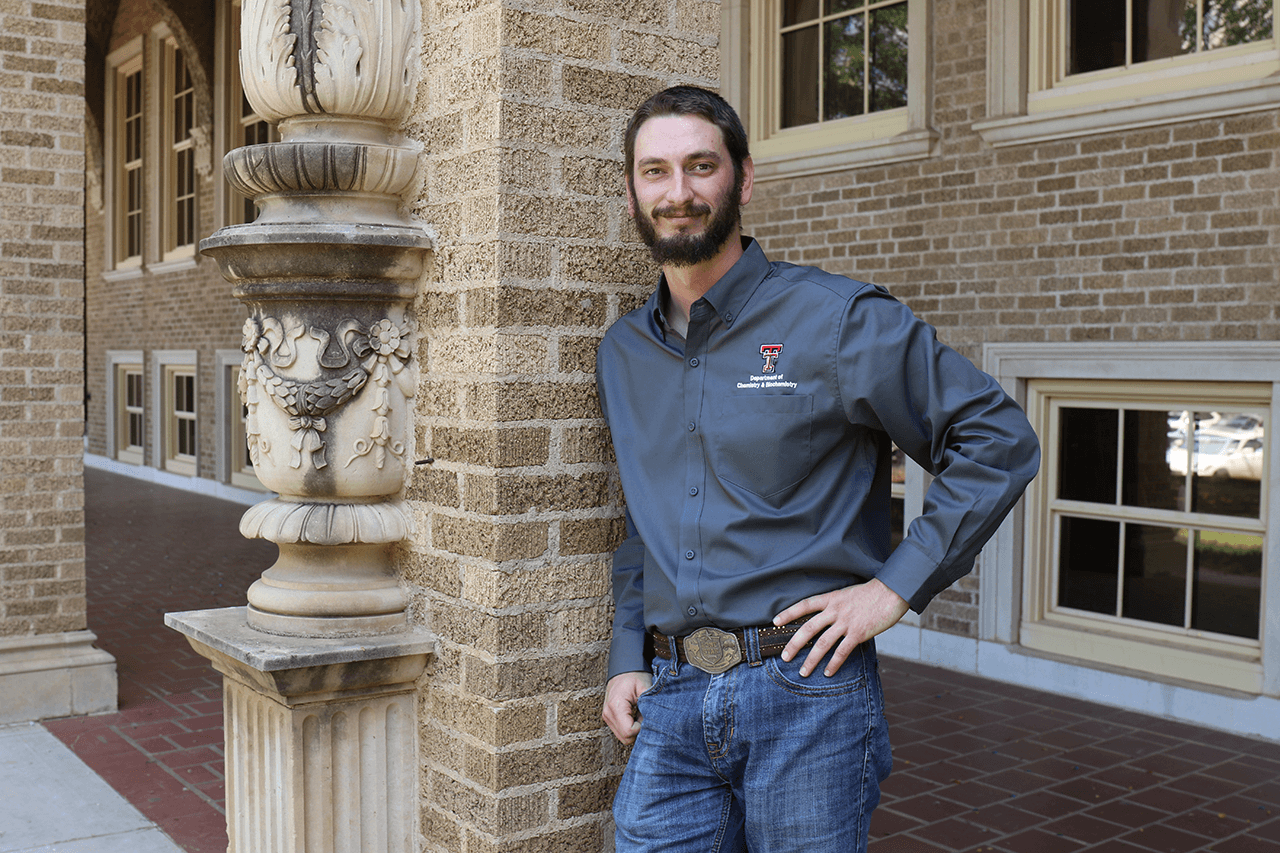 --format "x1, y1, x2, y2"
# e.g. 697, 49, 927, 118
167, 0, 435, 850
